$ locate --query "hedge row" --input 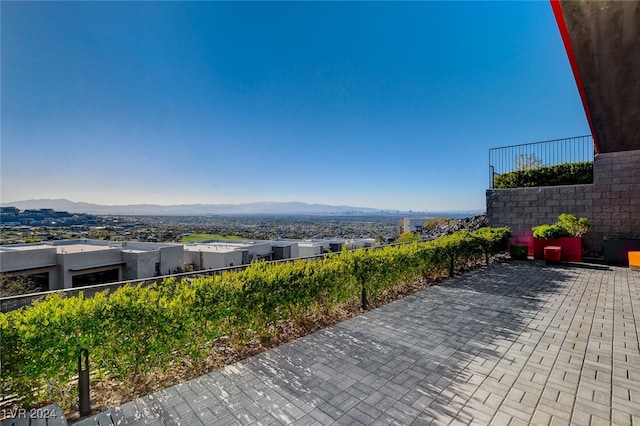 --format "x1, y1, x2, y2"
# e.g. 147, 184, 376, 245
493, 161, 593, 189
0, 227, 510, 409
